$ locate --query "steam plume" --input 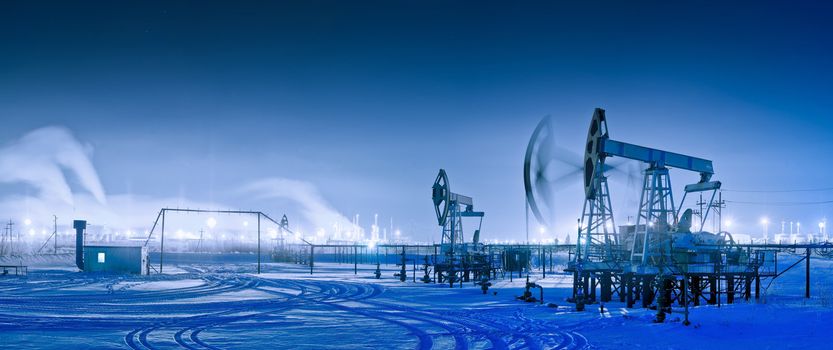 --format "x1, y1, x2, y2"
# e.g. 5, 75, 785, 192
0, 126, 106, 204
